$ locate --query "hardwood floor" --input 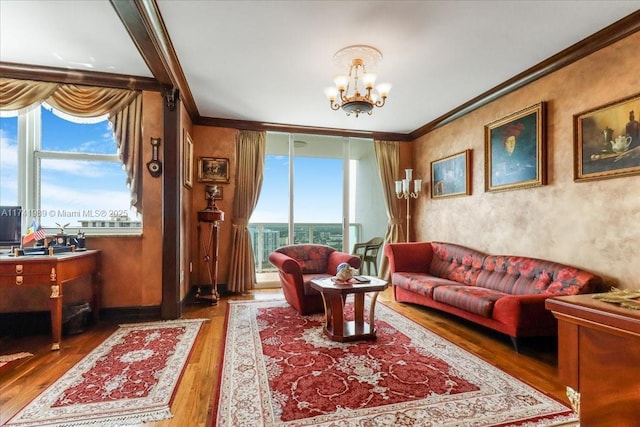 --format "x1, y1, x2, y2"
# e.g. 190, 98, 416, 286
0, 288, 569, 426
